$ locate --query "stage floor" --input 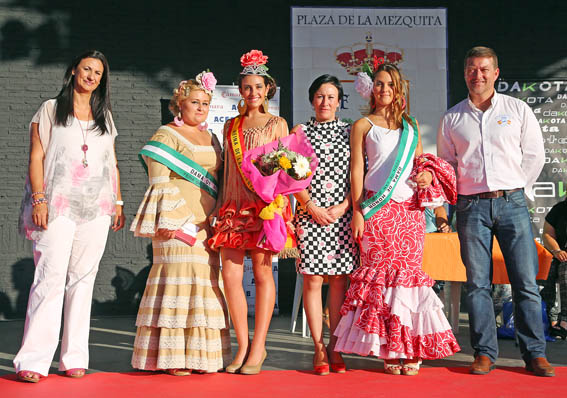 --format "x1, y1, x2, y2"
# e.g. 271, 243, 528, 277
0, 313, 565, 375
2, 367, 567, 398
